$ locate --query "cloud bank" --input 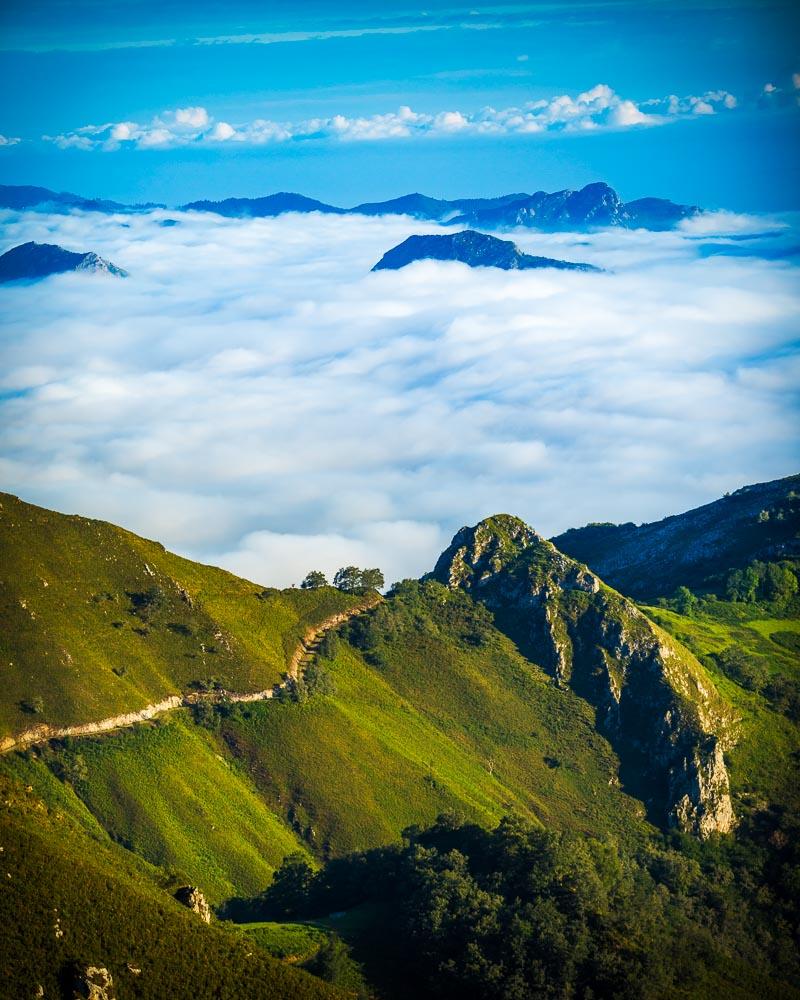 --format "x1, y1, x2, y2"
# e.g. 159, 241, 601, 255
43, 83, 743, 151
0, 208, 797, 587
